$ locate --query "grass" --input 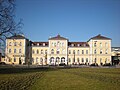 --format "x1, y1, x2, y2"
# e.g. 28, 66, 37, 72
0, 67, 120, 90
